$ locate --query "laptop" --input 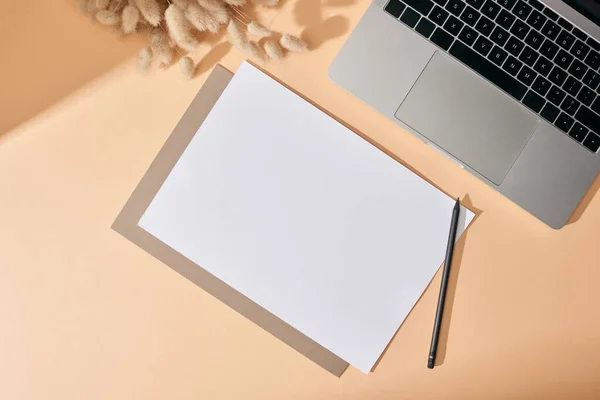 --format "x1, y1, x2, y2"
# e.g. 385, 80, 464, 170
330, 0, 600, 228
